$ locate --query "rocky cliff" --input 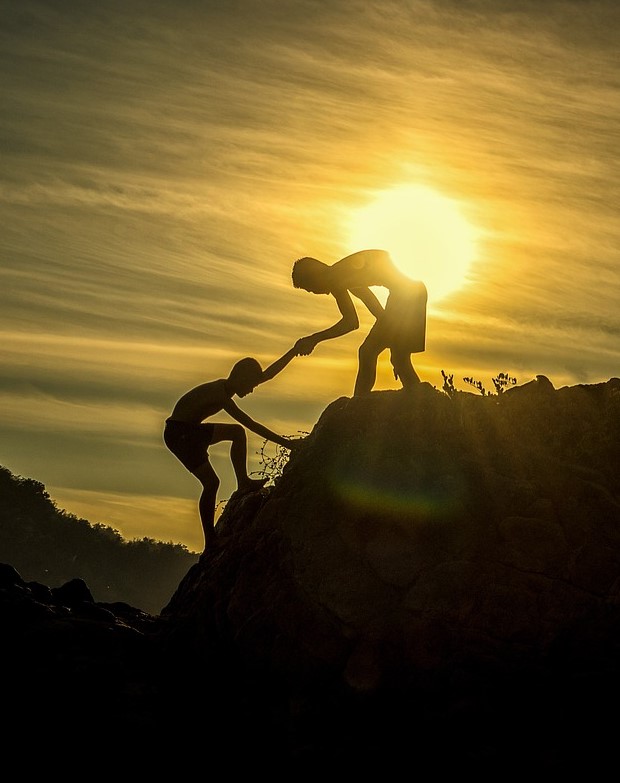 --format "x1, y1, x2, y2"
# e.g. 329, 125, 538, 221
3, 377, 620, 771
